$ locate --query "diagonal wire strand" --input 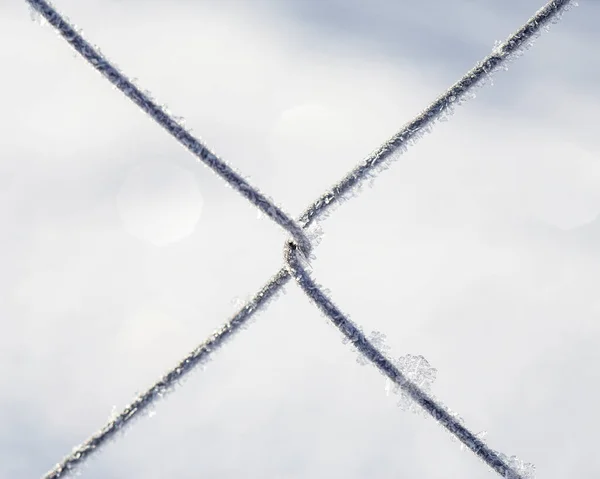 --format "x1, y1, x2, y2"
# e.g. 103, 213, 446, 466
42, 268, 292, 479
25, 0, 312, 256
283, 241, 525, 479
298, 0, 574, 230
37, 0, 574, 477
